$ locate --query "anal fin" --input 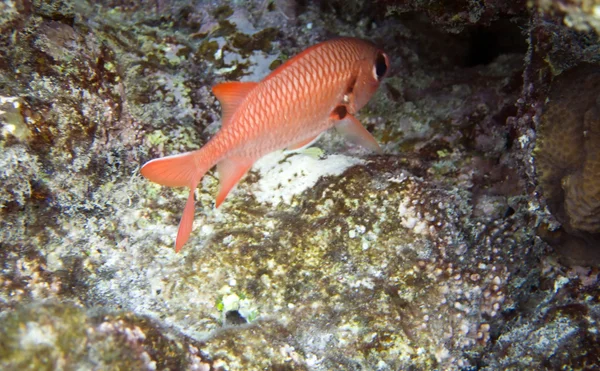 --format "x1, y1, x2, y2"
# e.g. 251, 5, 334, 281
215, 156, 255, 207
335, 114, 382, 154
